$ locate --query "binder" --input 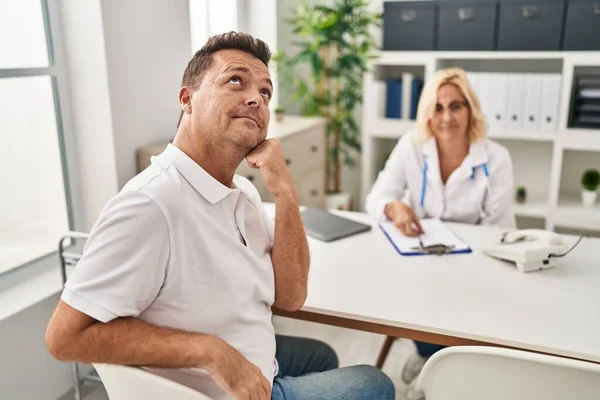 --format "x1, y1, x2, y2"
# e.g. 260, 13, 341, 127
579, 88, 600, 99
476, 73, 493, 127
506, 74, 526, 132
410, 77, 424, 120
540, 74, 561, 135
373, 79, 387, 119
488, 73, 509, 135
466, 72, 479, 97
385, 79, 402, 119
466, 72, 481, 108
523, 74, 543, 134
402, 73, 413, 120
